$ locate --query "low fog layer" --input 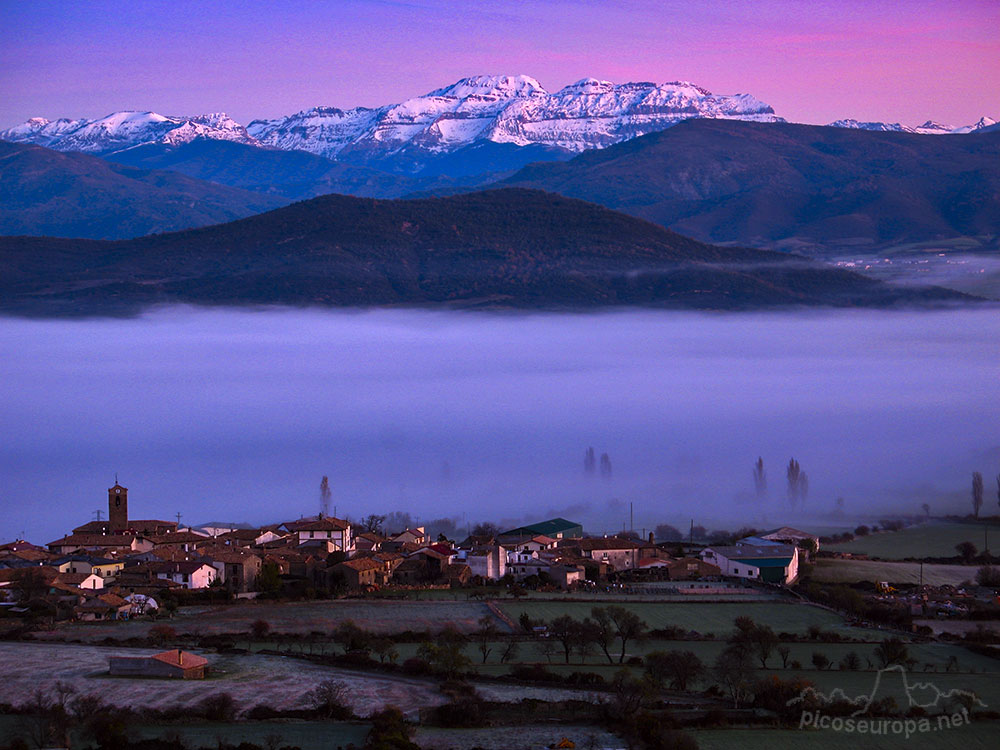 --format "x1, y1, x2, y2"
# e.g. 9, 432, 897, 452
2, 306, 998, 543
